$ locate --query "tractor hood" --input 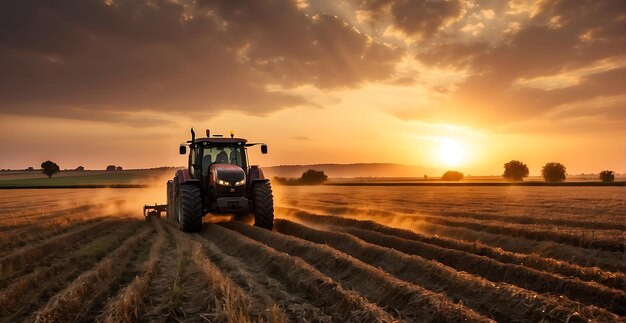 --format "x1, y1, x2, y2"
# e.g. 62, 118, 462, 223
210, 163, 245, 183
